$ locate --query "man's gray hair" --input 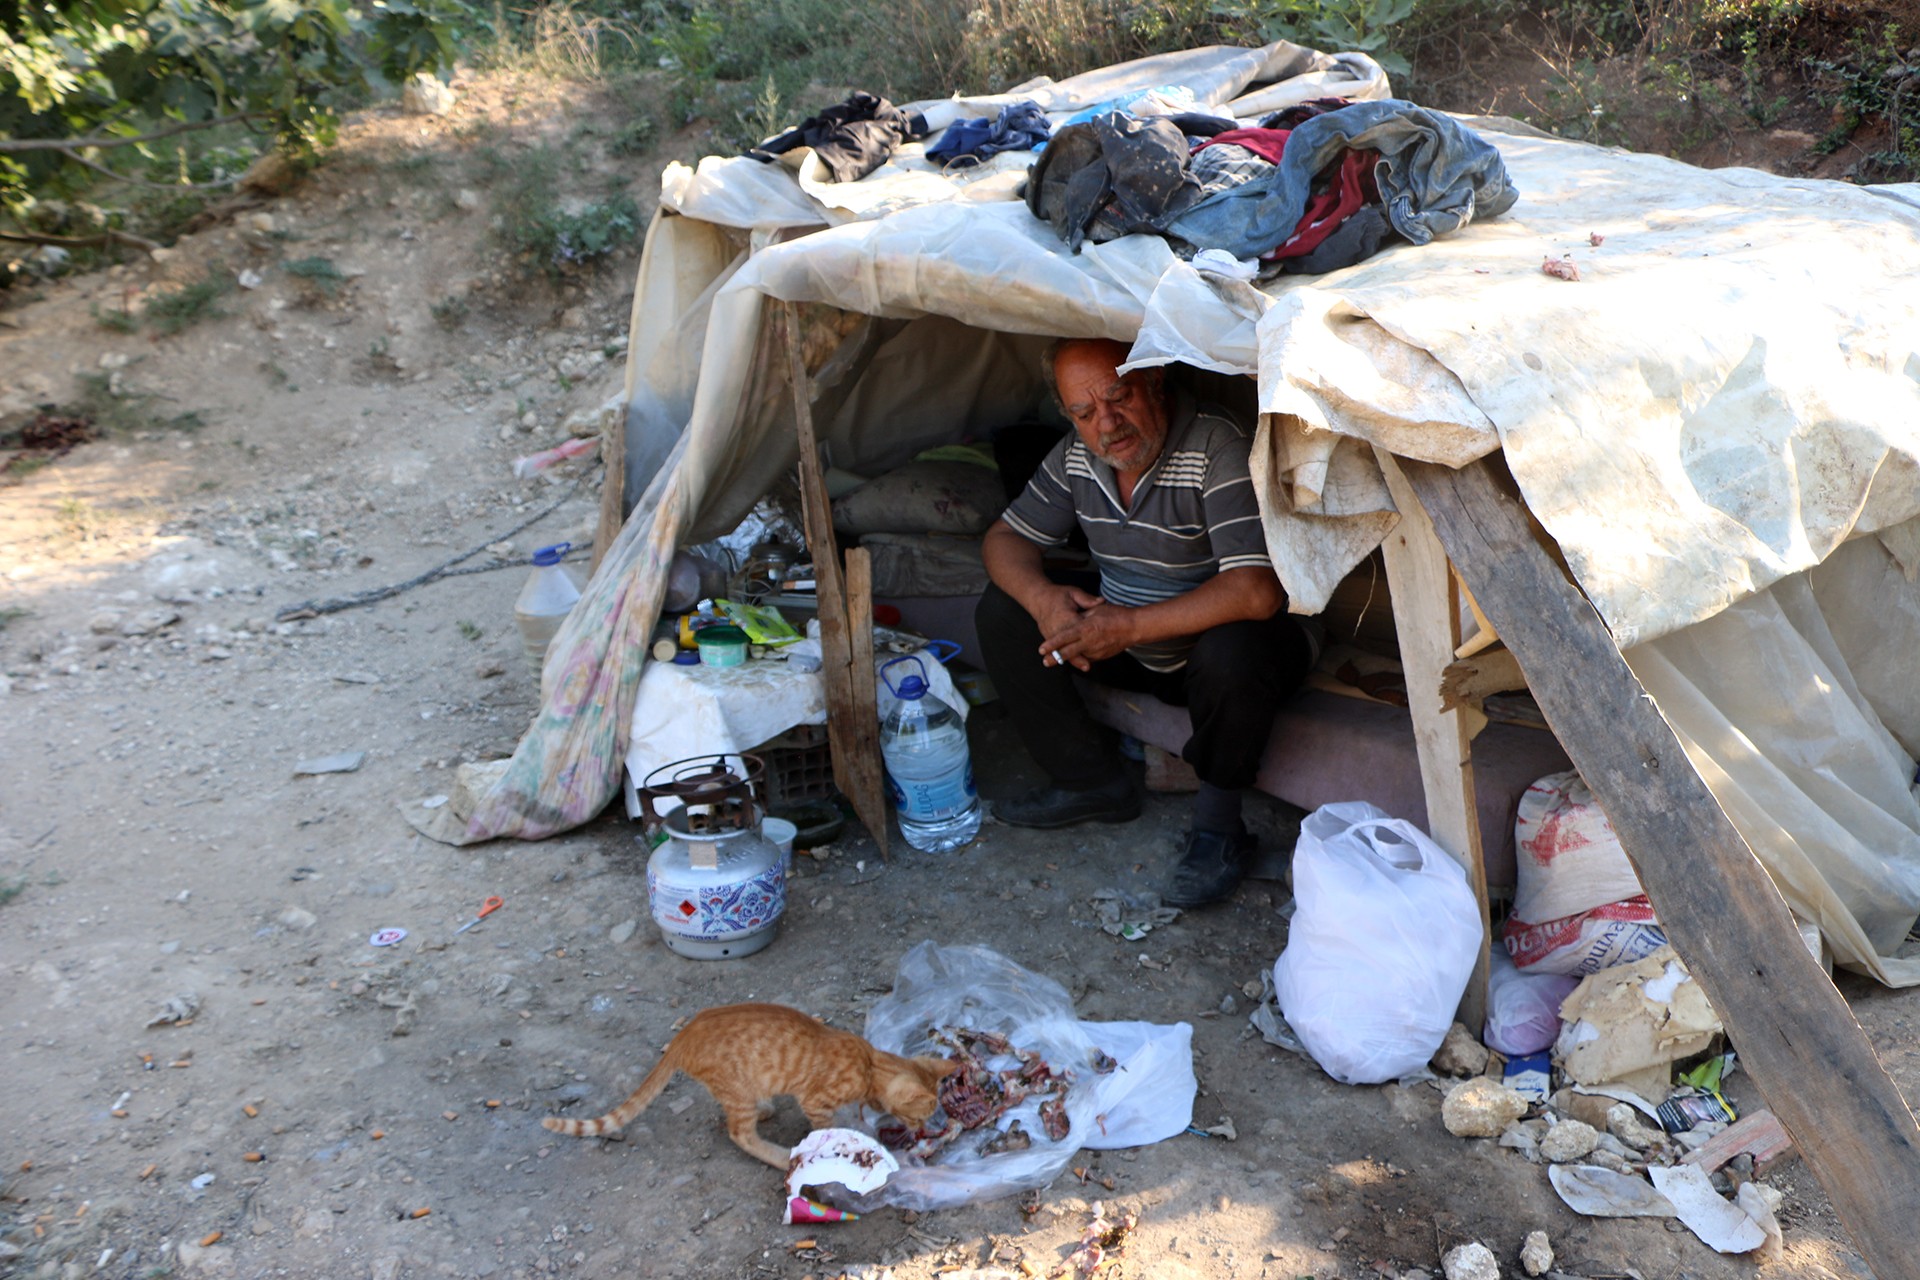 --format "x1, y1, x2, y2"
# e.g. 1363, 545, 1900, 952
1039, 338, 1162, 412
